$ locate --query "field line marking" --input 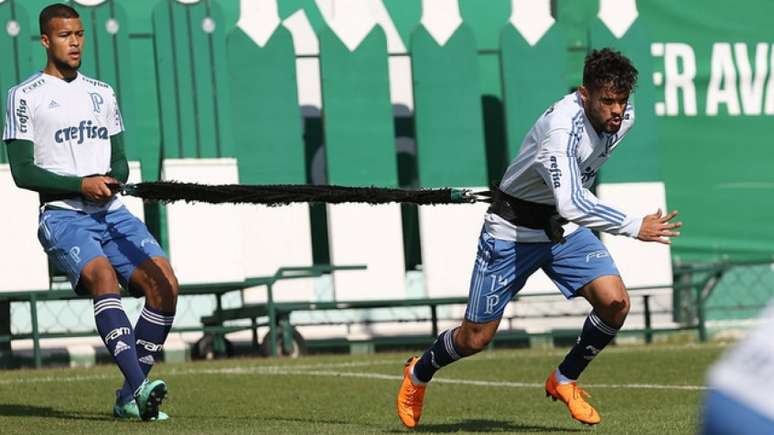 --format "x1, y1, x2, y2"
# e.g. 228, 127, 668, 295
0, 366, 709, 390
263, 369, 709, 391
